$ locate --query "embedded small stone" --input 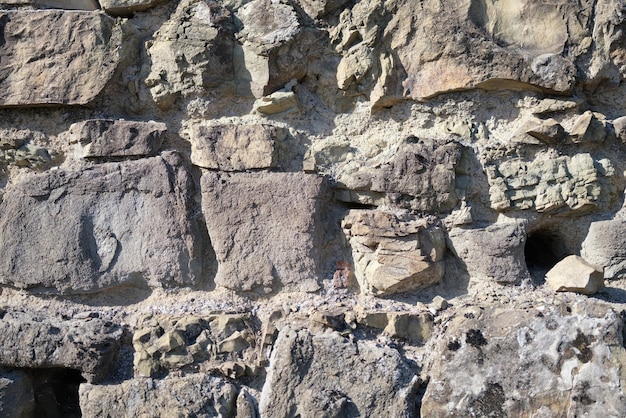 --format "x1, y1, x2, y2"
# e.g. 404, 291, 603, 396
546, 255, 604, 295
